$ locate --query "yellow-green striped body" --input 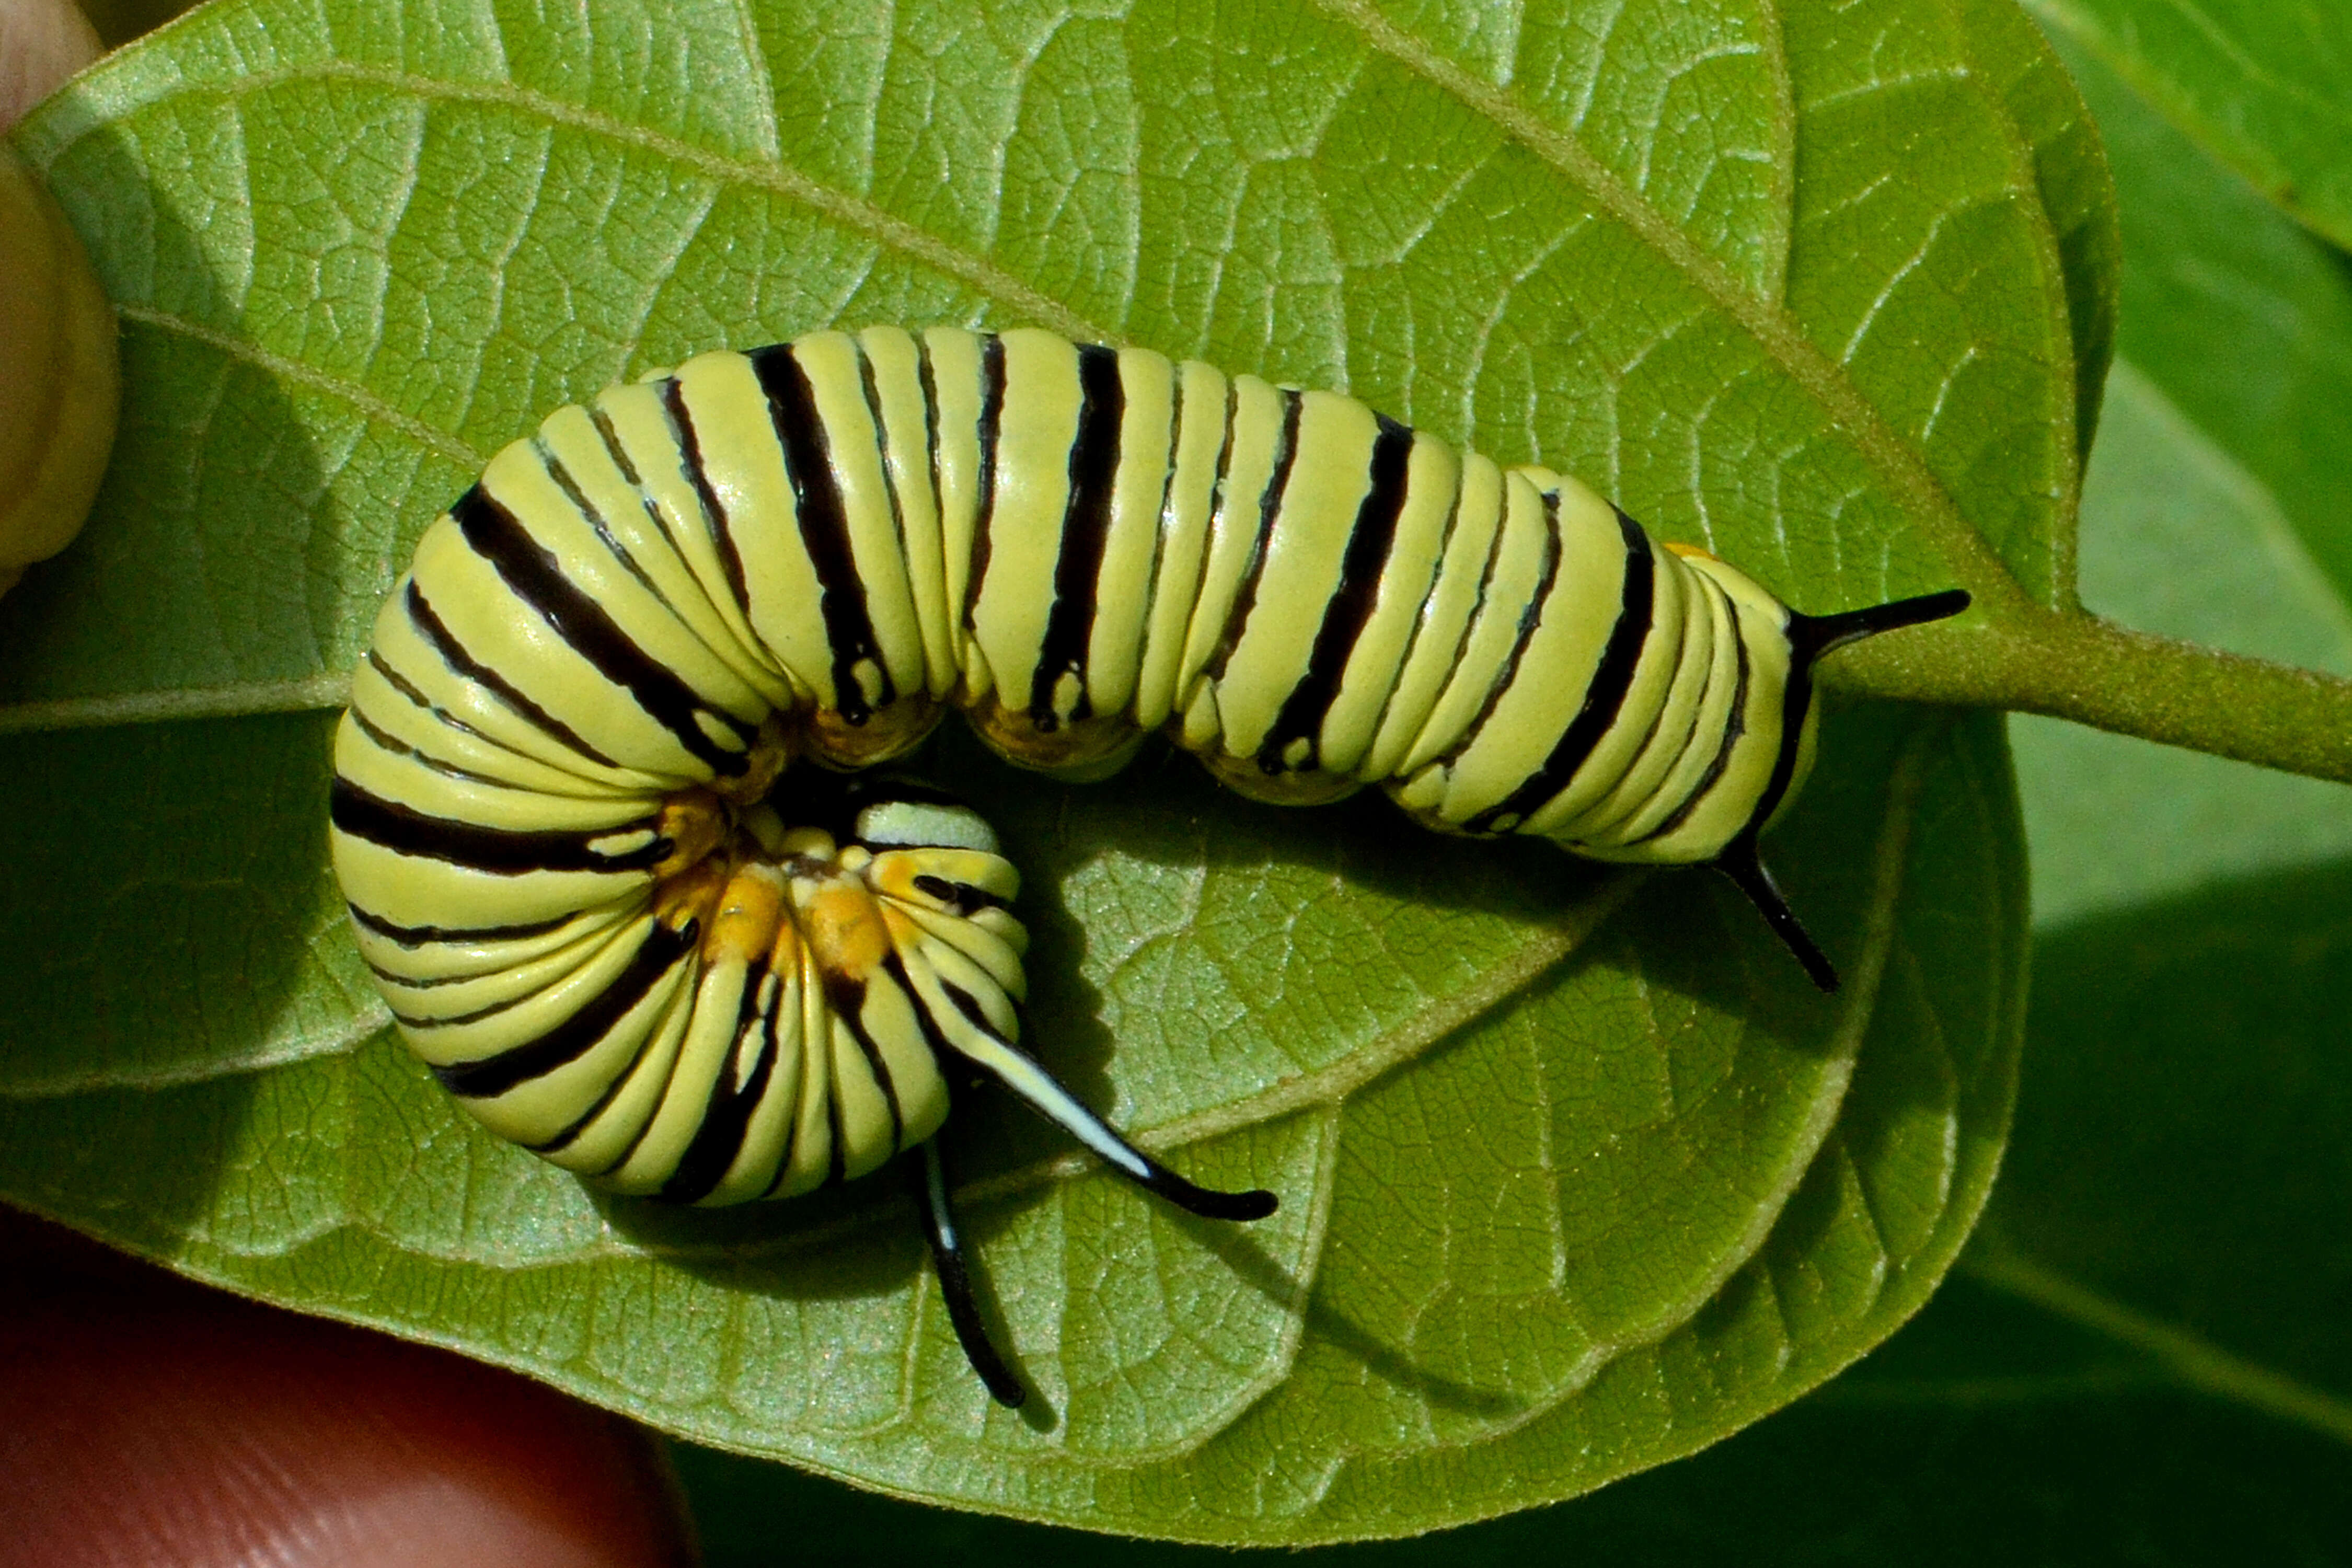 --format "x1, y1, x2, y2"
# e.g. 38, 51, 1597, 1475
329, 325, 1830, 1204
830, 327, 1823, 860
